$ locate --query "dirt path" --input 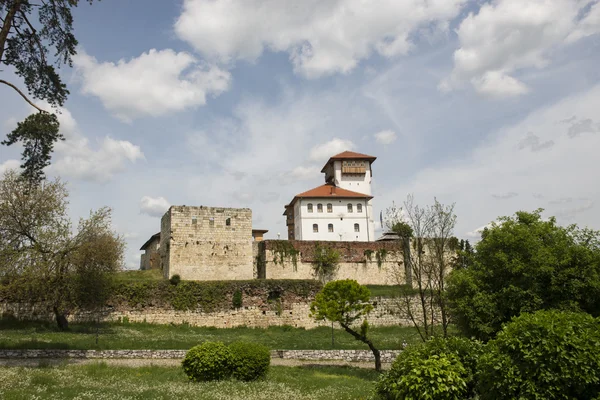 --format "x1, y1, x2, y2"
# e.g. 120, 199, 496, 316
0, 357, 390, 370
